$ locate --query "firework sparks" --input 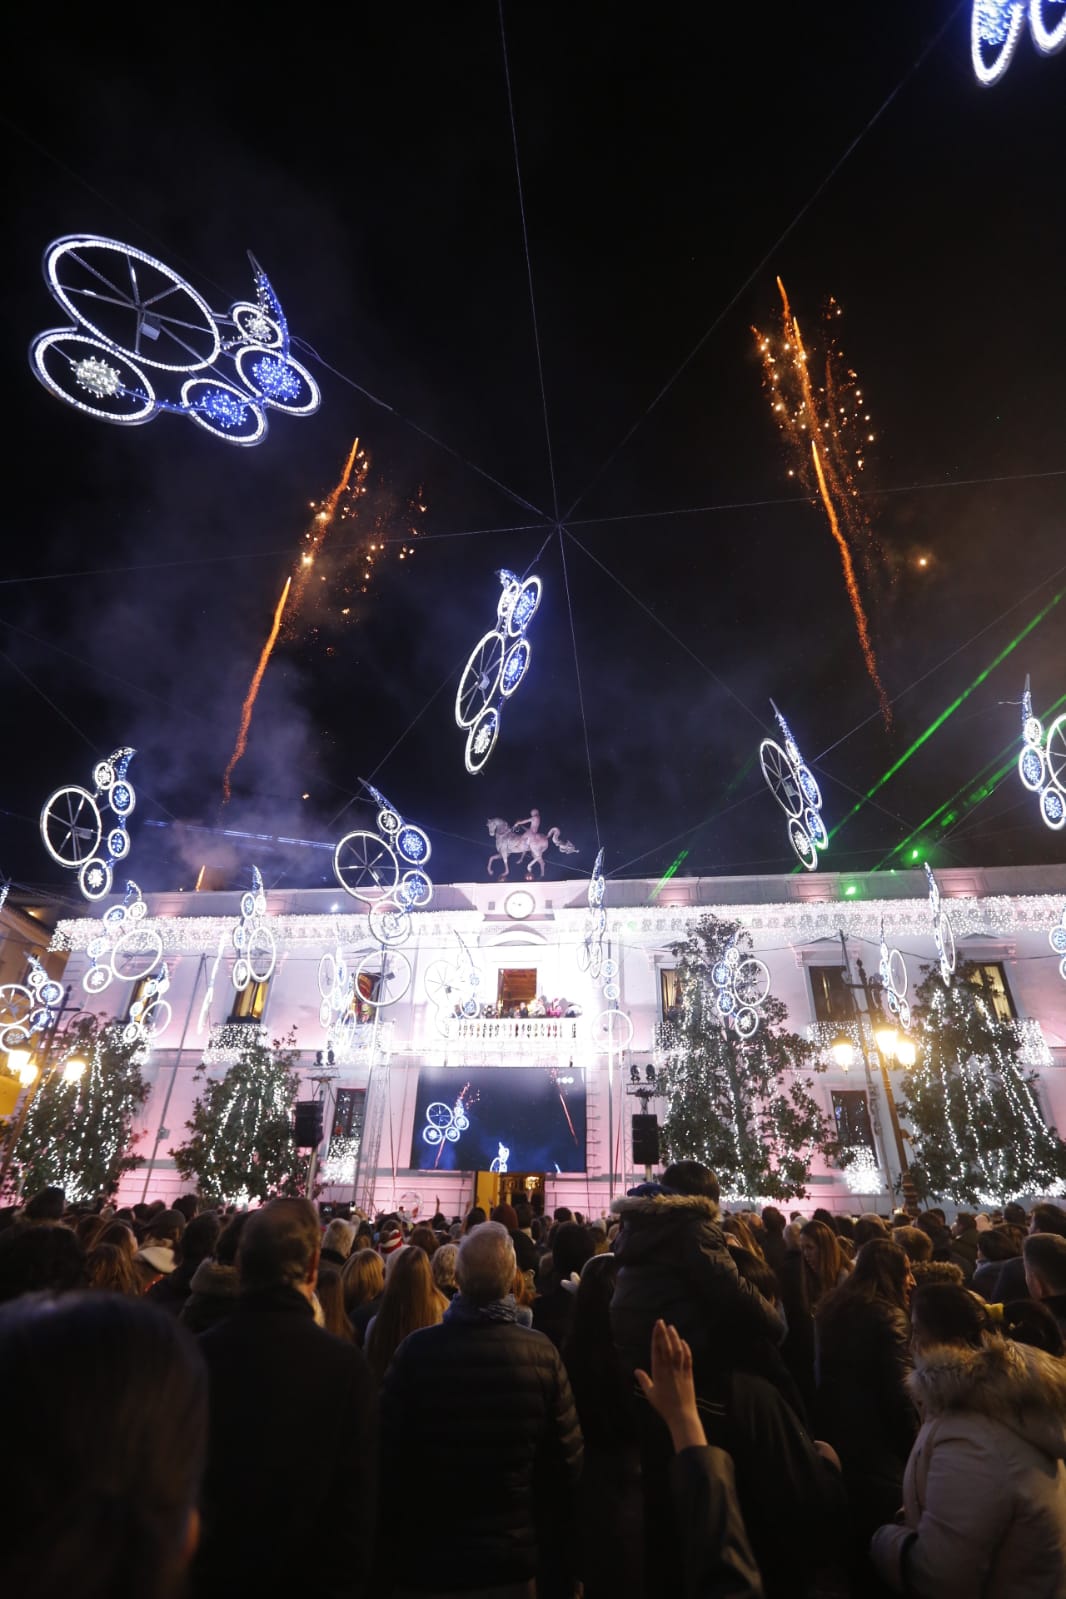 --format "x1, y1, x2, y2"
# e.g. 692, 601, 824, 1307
754, 277, 891, 723
221, 576, 292, 806
286, 436, 364, 628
